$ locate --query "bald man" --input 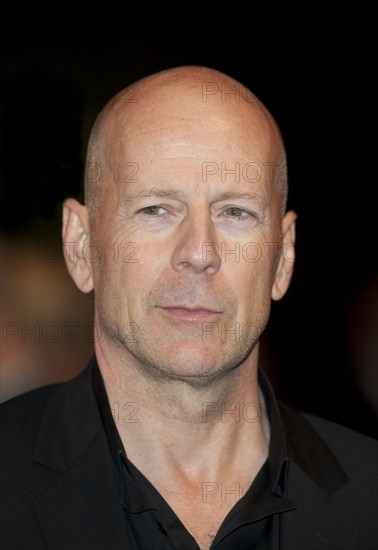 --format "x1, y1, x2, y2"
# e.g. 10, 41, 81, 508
1, 66, 377, 550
